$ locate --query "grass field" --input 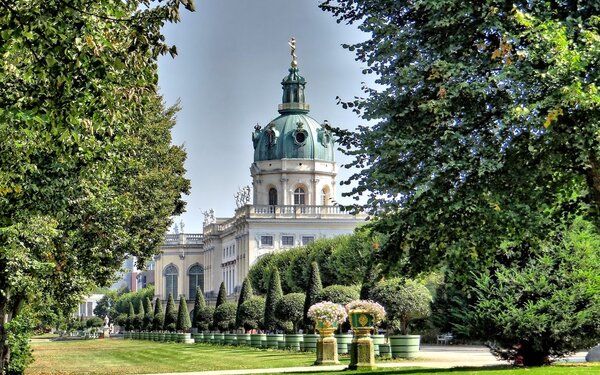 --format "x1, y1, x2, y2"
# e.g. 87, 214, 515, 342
26, 338, 600, 375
